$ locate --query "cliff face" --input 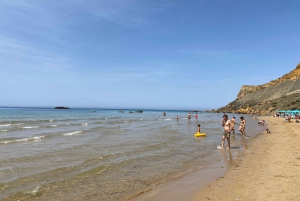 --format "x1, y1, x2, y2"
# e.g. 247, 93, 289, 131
217, 64, 300, 114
